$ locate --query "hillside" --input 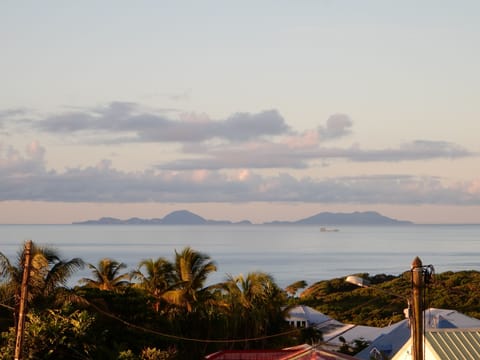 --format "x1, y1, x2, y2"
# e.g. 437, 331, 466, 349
299, 211, 412, 225
299, 270, 480, 327
73, 210, 253, 225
